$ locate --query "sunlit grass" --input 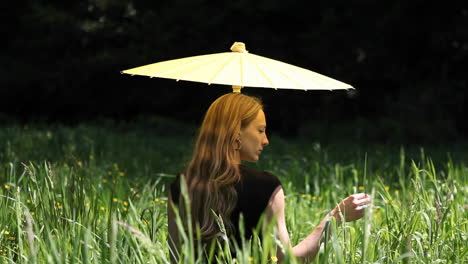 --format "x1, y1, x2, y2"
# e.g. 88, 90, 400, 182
0, 122, 466, 263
